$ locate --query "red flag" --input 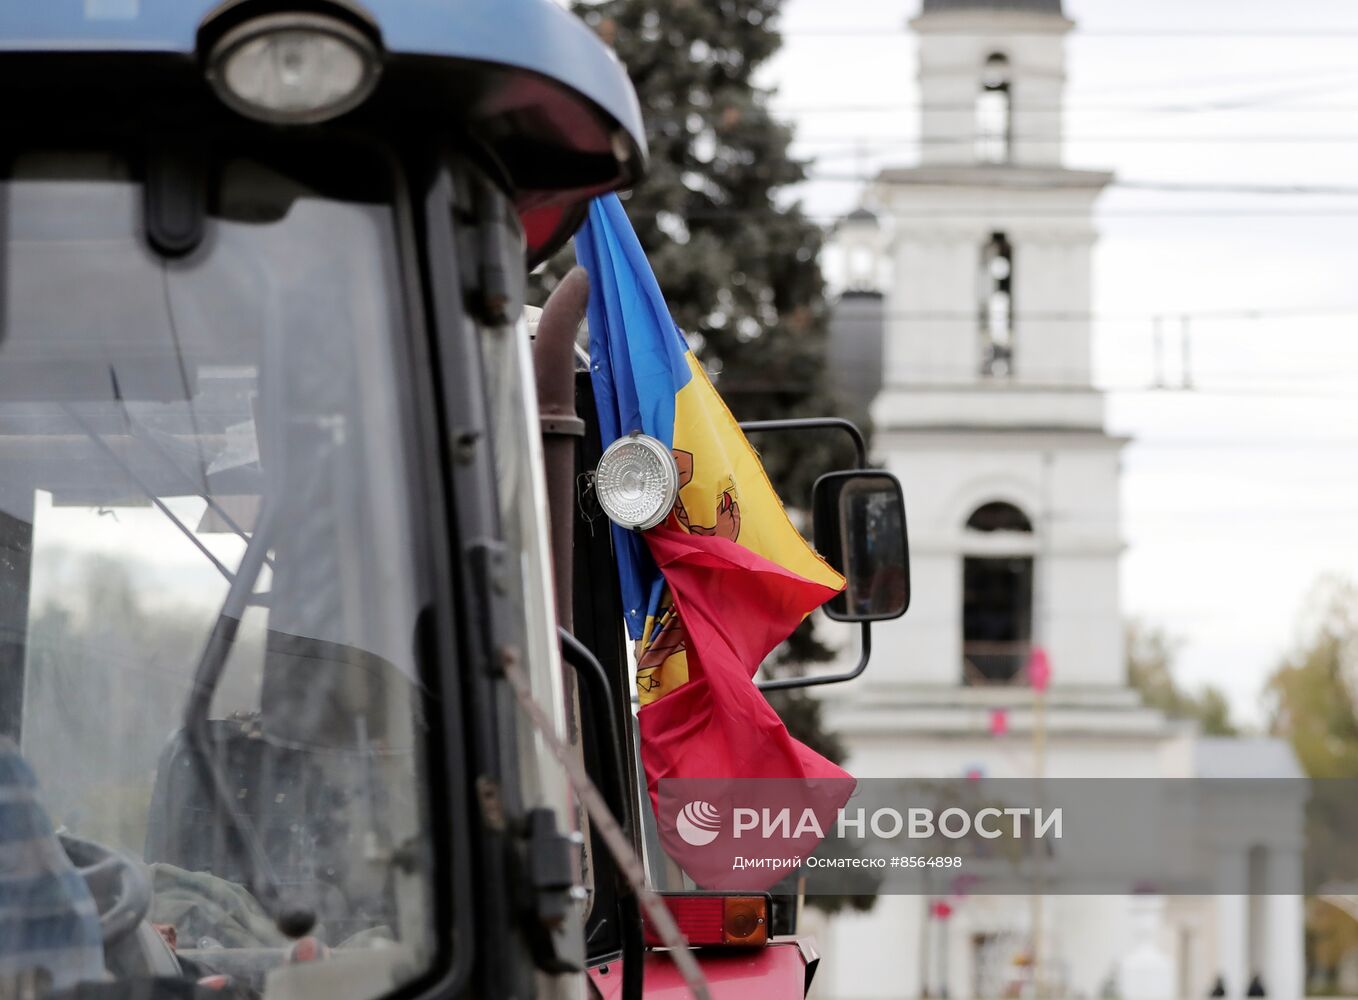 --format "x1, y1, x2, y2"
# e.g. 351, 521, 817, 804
640, 526, 854, 886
